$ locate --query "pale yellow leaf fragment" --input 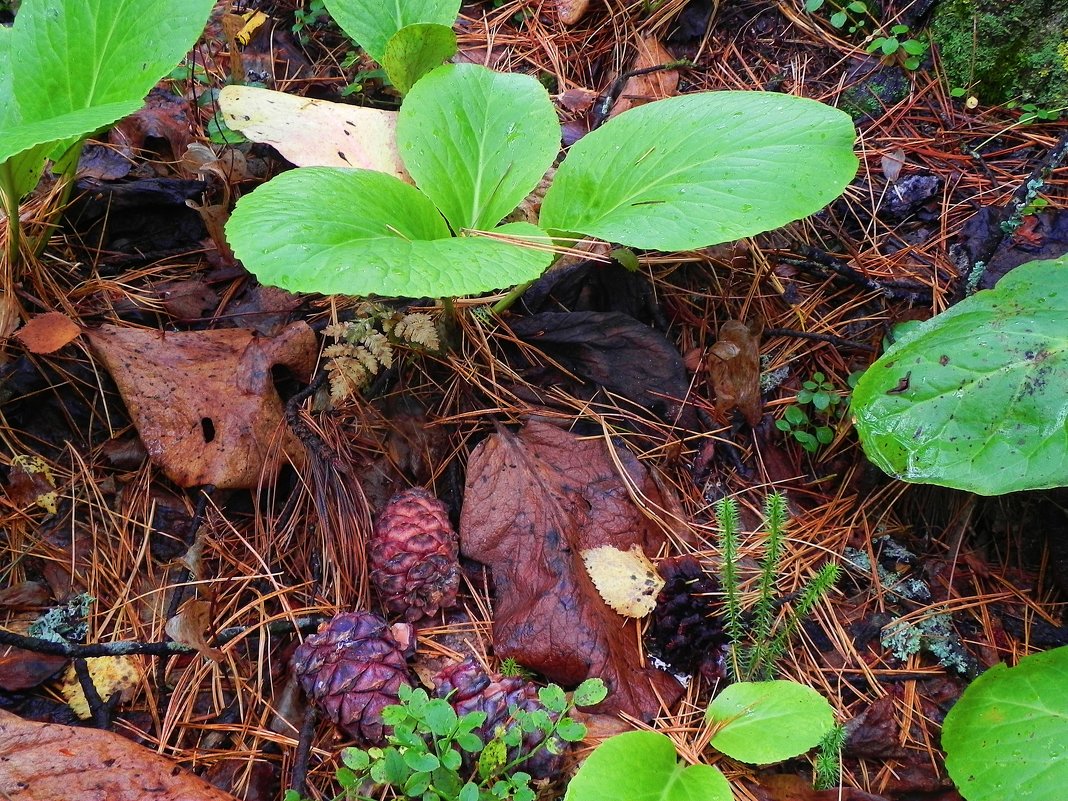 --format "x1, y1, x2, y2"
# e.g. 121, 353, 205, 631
581, 544, 665, 618
218, 85, 410, 180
